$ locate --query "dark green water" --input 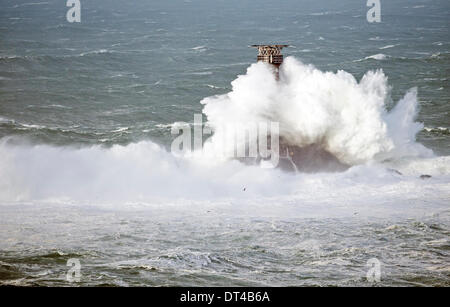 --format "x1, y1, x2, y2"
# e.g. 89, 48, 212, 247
0, 0, 448, 286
